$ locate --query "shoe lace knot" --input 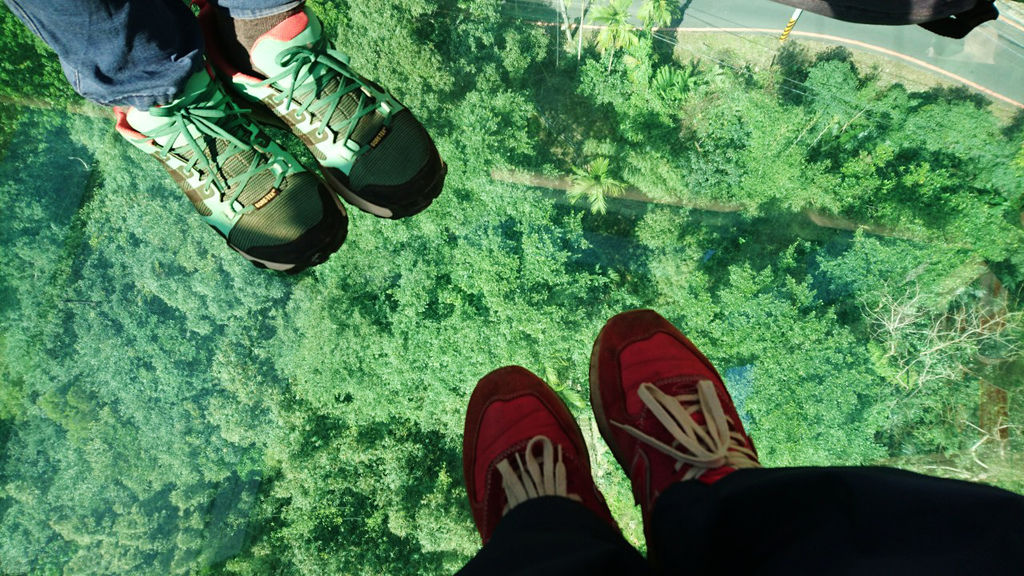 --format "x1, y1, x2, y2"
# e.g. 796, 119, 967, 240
613, 380, 760, 482
496, 435, 581, 514
149, 82, 284, 208
262, 39, 388, 144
